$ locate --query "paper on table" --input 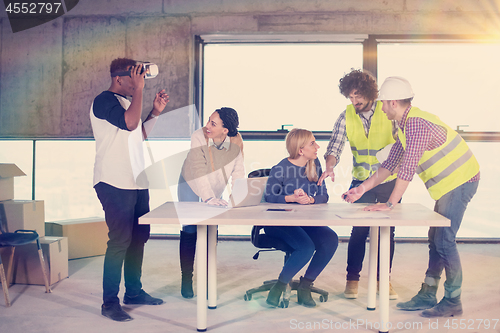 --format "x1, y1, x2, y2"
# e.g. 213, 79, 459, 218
376, 143, 394, 164
336, 210, 390, 219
